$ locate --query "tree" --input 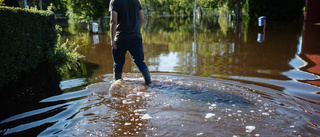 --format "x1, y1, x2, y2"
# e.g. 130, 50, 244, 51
48, 0, 68, 14
65, 0, 110, 22
0, 0, 4, 6
226, 0, 245, 19
199, 0, 222, 9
